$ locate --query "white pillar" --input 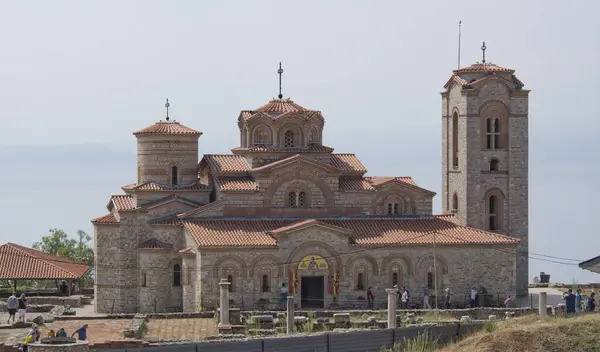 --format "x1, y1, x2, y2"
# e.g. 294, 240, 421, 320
218, 279, 231, 326
286, 296, 295, 335
386, 288, 399, 328
538, 292, 547, 317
